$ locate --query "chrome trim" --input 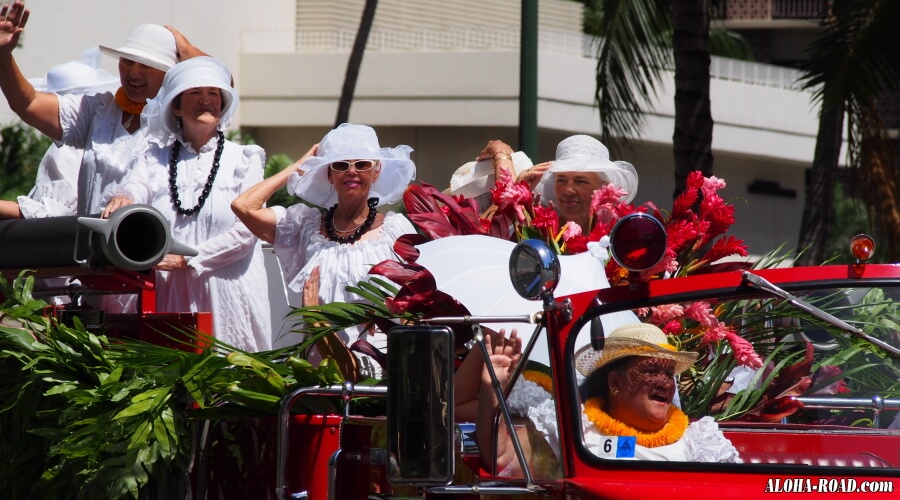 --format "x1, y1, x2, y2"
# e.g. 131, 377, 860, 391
276, 384, 387, 500
791, 395, 900, 428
